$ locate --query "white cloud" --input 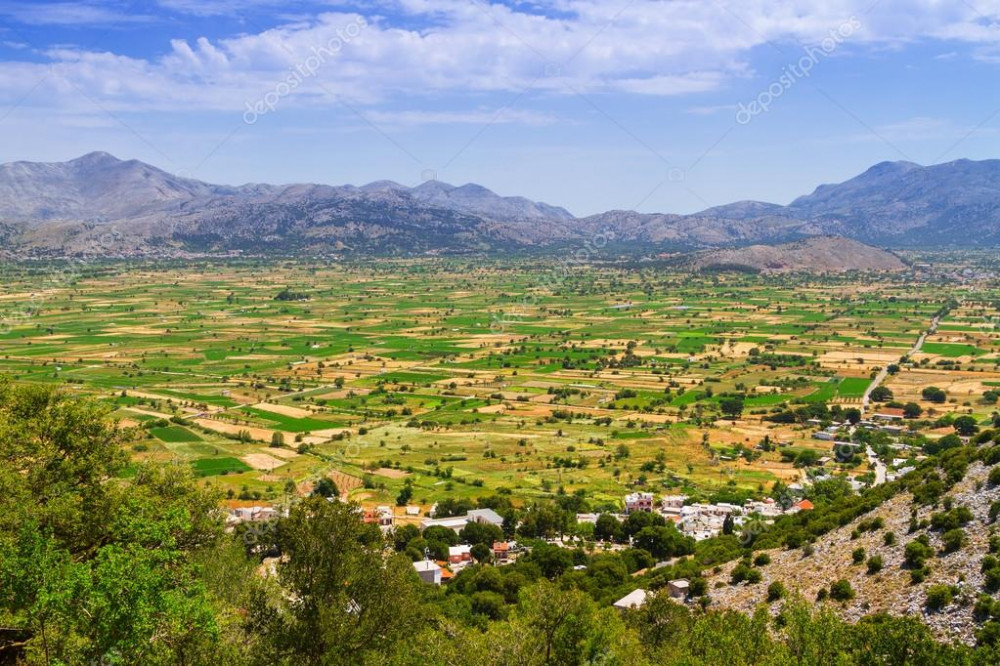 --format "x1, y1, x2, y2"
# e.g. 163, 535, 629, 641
365, 108, 558, 126
836, 116, 1000, 144
0, 2, 154, 26
0, 0, 998, 121
876, 116, 955, 141
156, 0, 308, 17
686, 104, 735, 116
